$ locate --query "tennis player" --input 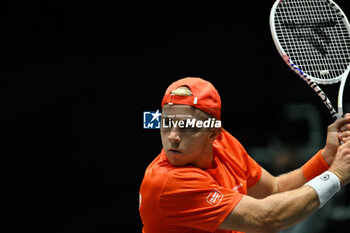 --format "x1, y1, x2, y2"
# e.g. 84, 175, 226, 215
139, 77, 350, 233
